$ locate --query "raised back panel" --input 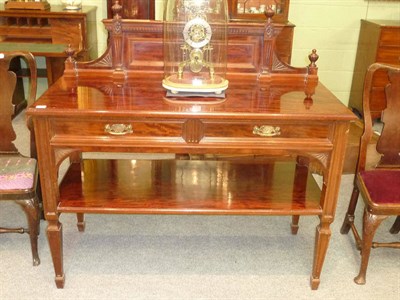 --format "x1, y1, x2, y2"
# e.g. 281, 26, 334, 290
64, 16, 316, 83
121, 22, 272, 74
